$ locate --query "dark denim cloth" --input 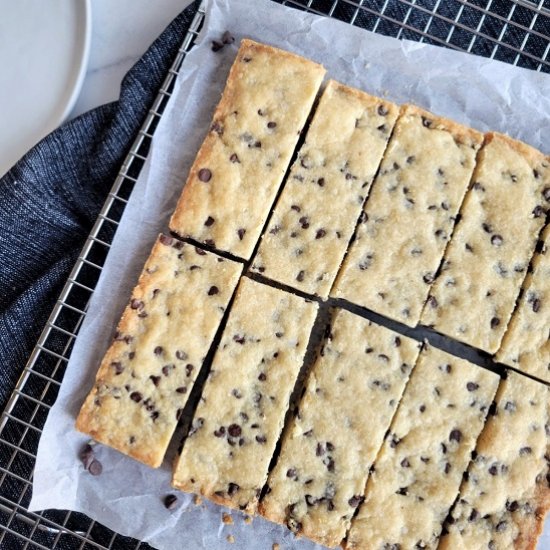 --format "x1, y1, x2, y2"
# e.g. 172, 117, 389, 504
0, 1, 201, 413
